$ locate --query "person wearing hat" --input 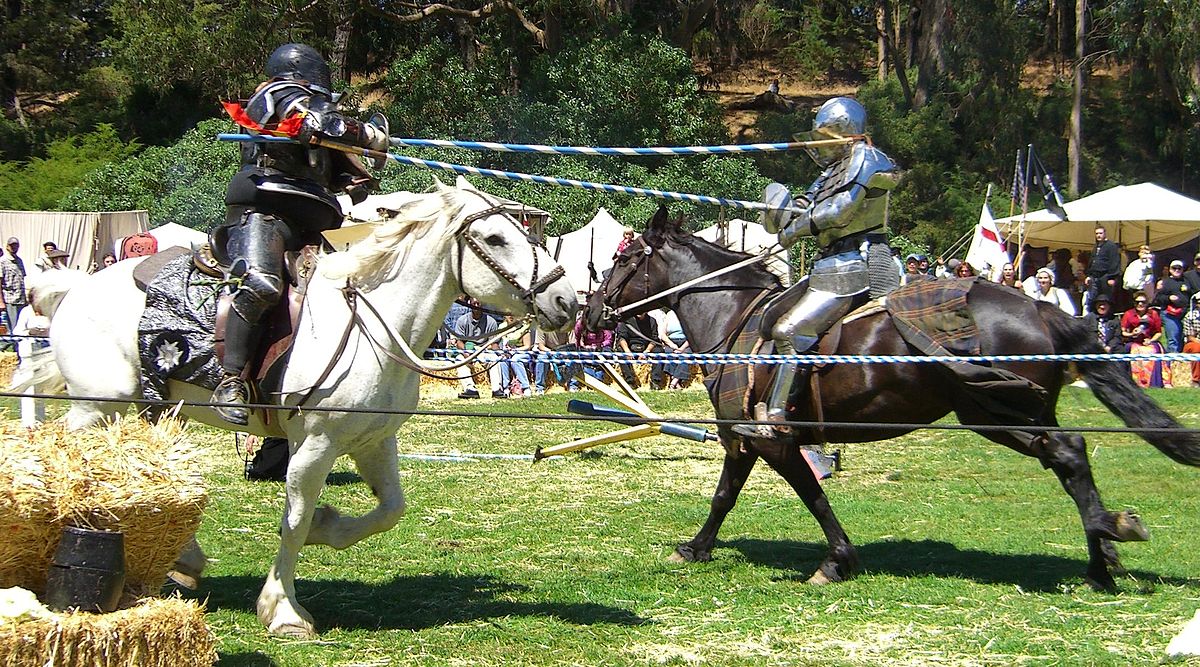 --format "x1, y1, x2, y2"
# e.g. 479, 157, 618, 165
903, 253, 930, 285
1025, 266, 1076, 315
1083, 293, 1122, 353
0, 237, 26, 338
1152, 258, 1190, 352
35, 242, 70, 271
